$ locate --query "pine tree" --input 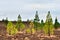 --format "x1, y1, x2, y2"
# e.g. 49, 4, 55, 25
54, 17, 60, 29
7, 21, 18, 35
34, 11, 40, 31
16, 14, 22, 31
43, 11, 54, 36
16, 14, 25, 31
40, 19, 44, 30
4, 17, 8, 26
34, 11, 40, 22
18, 14, 21, 21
